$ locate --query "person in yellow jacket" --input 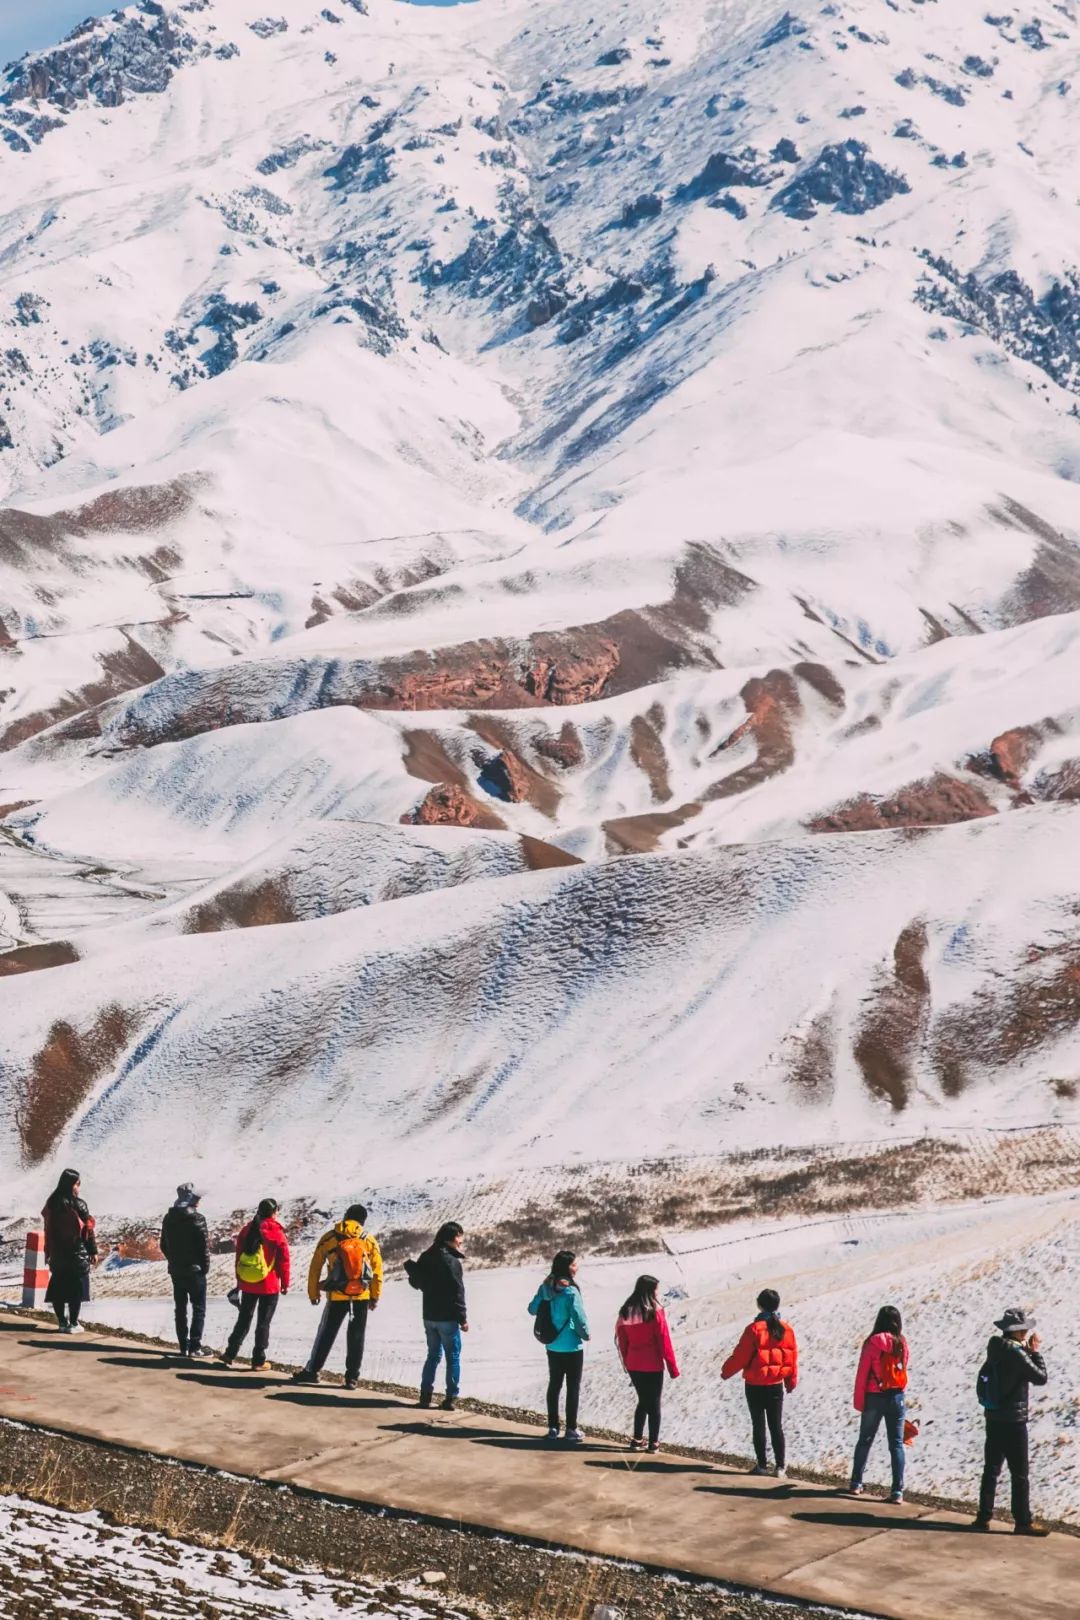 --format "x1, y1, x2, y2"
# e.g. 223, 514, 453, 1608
290, 1204, 382, 1389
